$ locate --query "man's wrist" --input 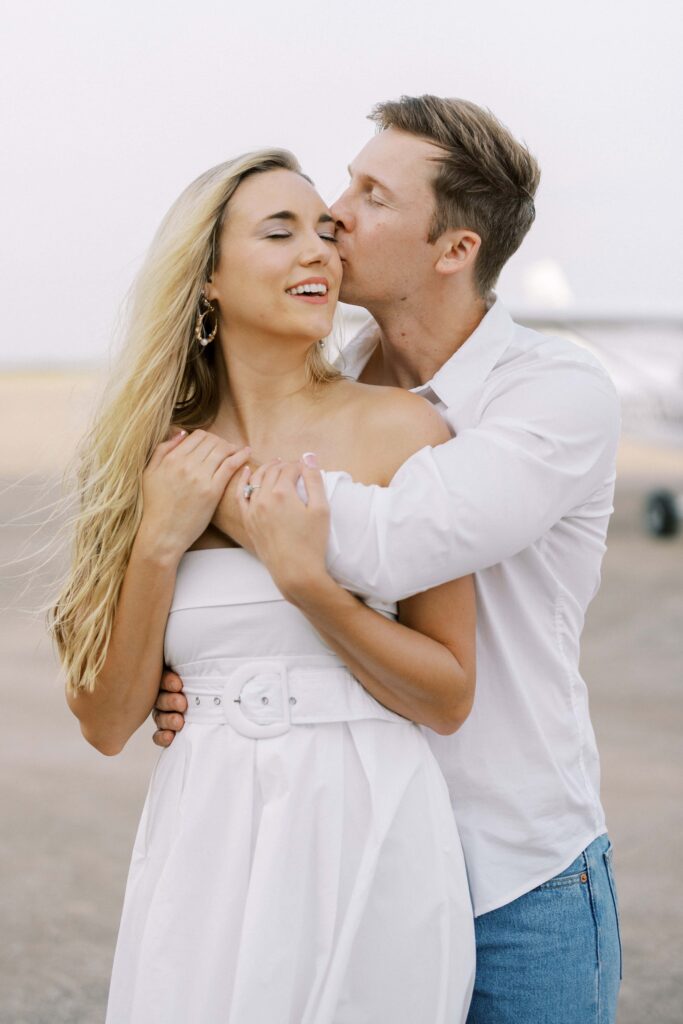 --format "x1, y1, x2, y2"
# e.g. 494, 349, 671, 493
211, 475, 251, 550
278, 567, 344, 611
